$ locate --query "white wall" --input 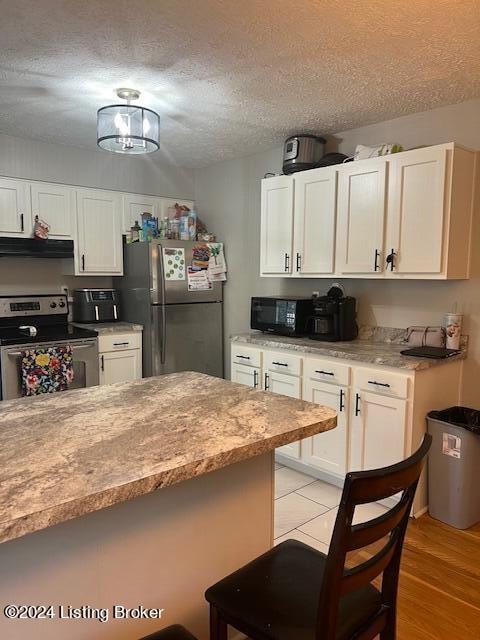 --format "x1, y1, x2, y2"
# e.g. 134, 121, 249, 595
194, 98, 480, 405
0, 133, 195, 297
